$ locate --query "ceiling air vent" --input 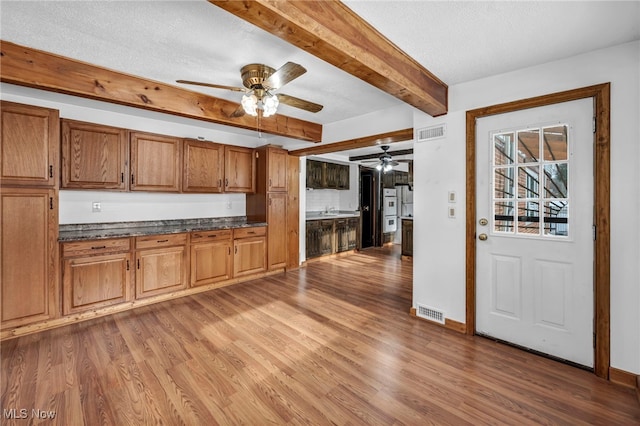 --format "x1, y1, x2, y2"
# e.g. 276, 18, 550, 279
416, 304, 445, 324
417, 124, 446, 142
